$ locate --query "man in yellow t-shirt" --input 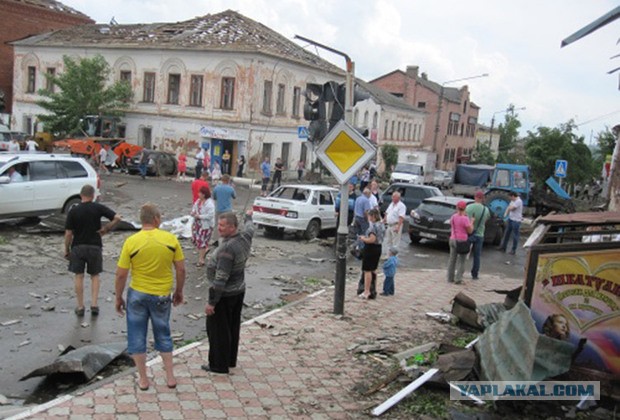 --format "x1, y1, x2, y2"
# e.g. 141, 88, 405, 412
115, 203, 186, 391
